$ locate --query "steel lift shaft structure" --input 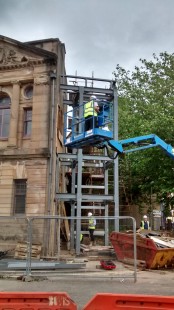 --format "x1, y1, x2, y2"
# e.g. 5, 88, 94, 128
57, 75, 118, 254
